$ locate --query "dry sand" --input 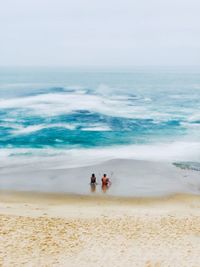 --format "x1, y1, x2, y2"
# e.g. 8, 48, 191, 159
1, 192, 200, 267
